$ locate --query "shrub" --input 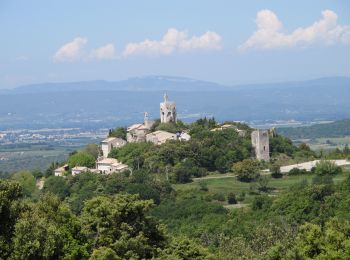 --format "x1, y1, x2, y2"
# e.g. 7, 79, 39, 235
232, 159, 261, 182
288, 168, 308, 176
314, 160, 342, 176
212, 193, 226, 202
199, 181, 209, 192
227, 192, 237, 204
